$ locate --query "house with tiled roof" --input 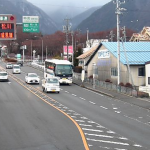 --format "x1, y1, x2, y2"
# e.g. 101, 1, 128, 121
130, 26, 150, 42
85, 42, 150, 87
77, 44, 99, 69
